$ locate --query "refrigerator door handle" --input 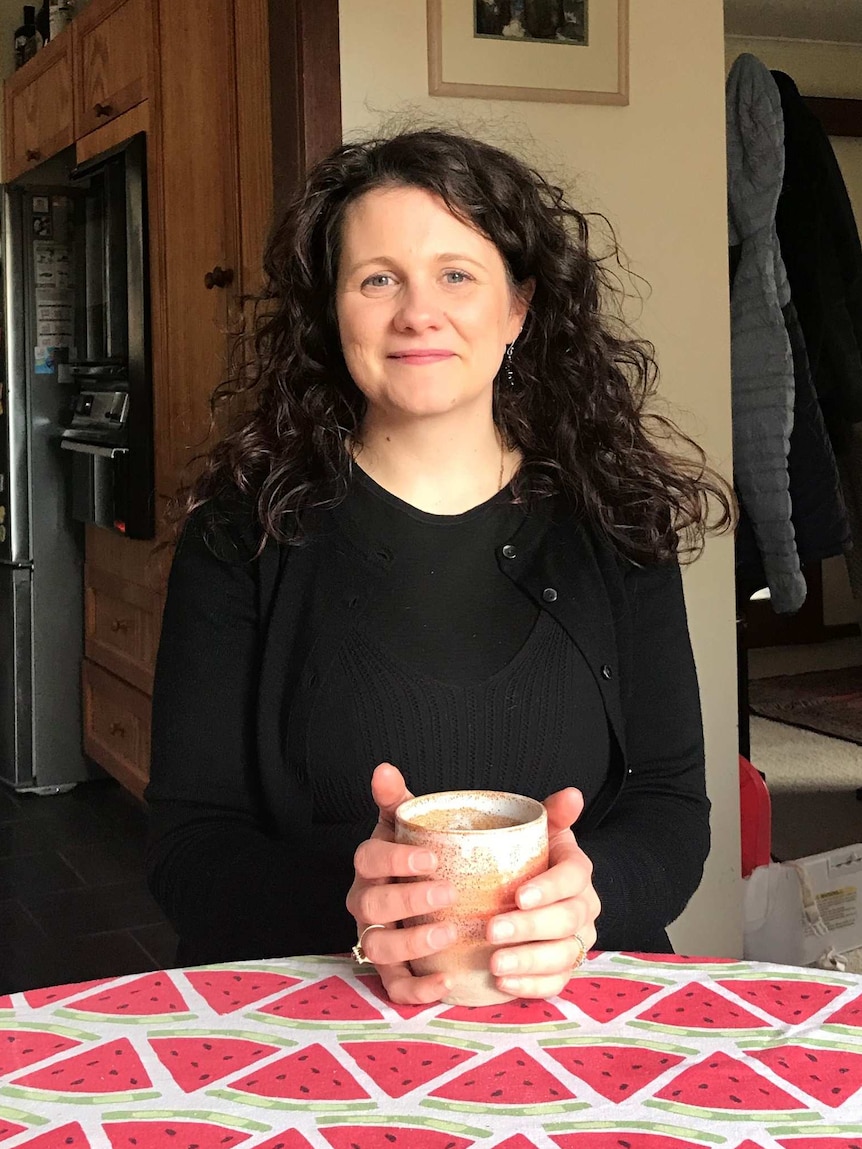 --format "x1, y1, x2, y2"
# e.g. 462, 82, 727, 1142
60, 440, 128, 459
